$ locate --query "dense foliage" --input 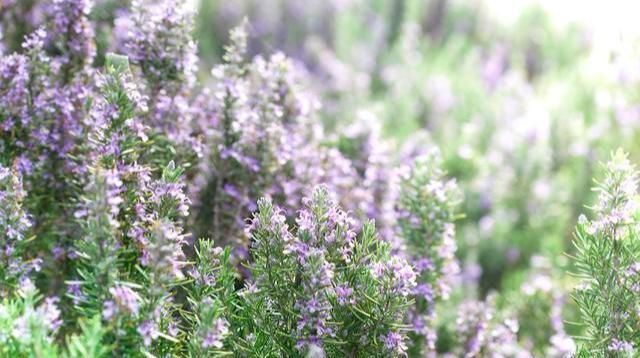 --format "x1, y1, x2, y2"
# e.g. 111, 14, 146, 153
2, 0, 640, 357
